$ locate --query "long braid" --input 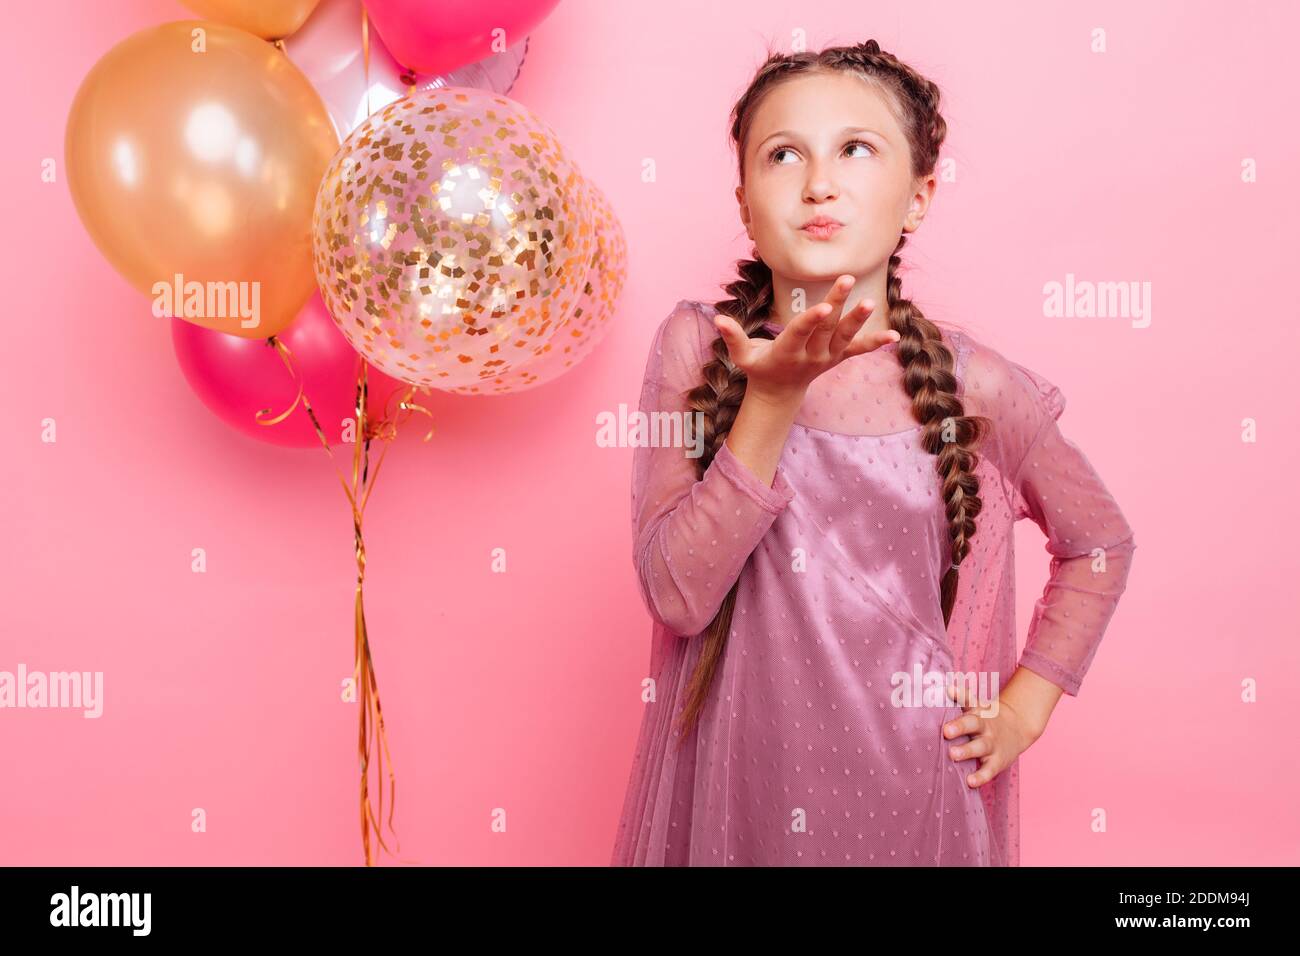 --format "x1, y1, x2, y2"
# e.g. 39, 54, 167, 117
672, 257, 775, 745
673, 39, 991, 745
885, 236, 992, 624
